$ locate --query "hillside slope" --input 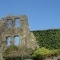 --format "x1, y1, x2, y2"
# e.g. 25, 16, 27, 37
32, 29, 60, 49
